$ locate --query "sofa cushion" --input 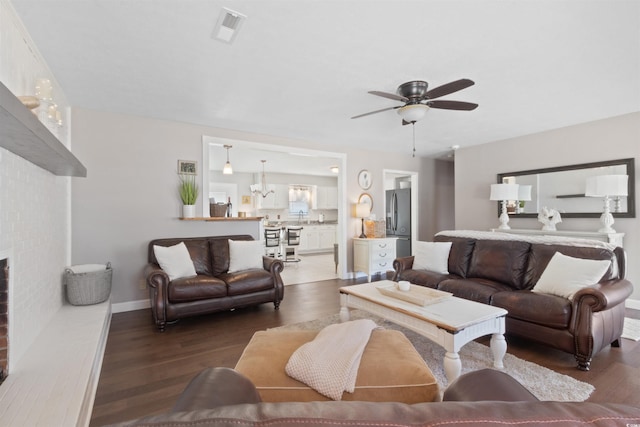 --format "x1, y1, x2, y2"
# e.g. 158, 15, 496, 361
492, 290, 572, 329
532, 252, 611, 300
467, 240, 531, 289
228, 240, 264, 273
235, 329, 439, 403
222, 270, 276, 296
434, 236, 476, 277
524, 244, 616, 289
412, 241, 452, 274
438, 278, 512, 304
153, 242, 197, 281
169, 275, 228, 302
